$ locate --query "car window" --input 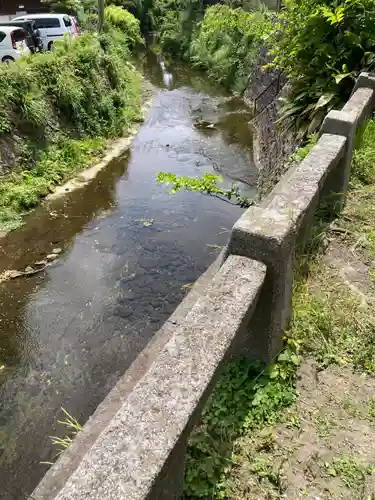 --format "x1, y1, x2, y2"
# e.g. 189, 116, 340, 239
0, 32, 5, 44
12, 29, 26, 42
34, 18, 61, 29
63, 16, 72, 27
